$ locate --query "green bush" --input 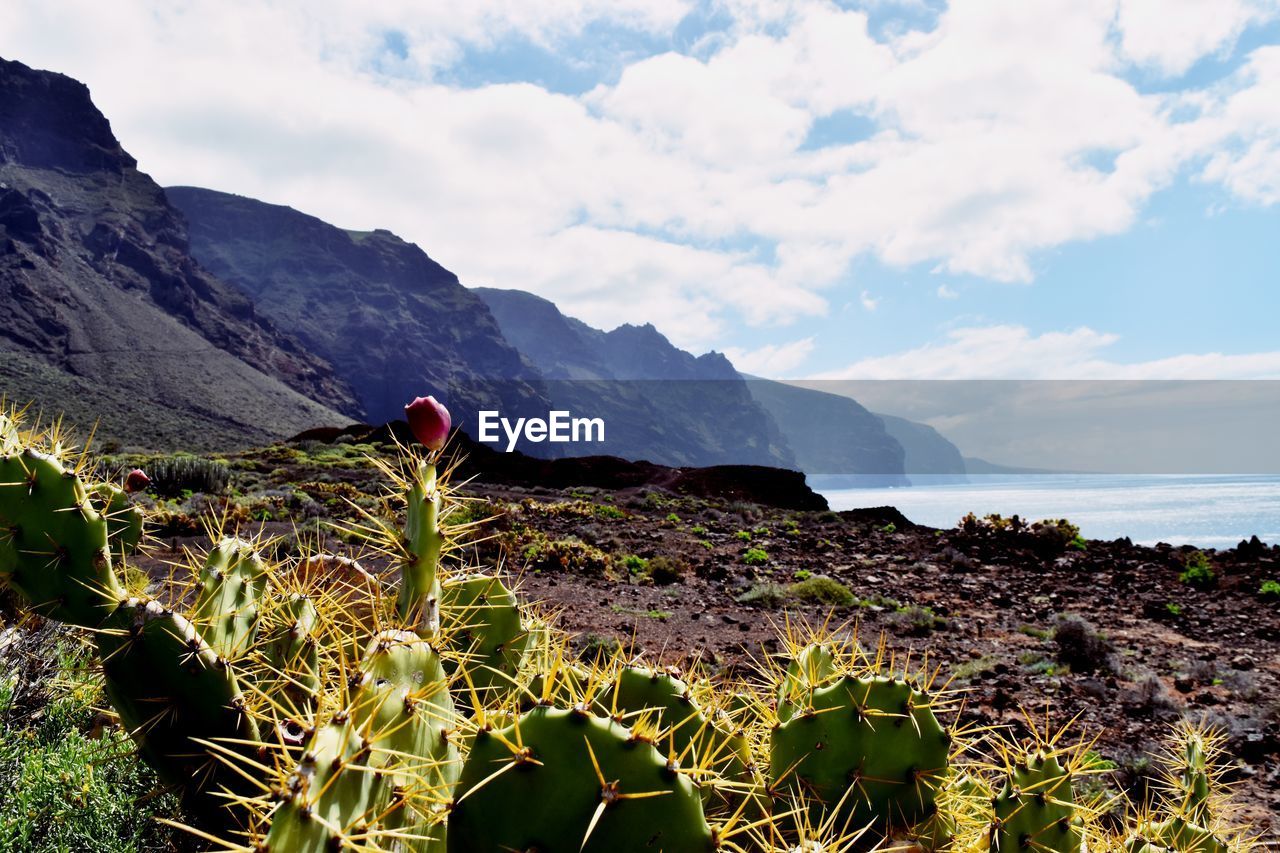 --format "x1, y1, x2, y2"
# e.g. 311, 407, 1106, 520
0, 634, 181, 852
1258, 579, 1280, 599
788, 576, 855, 607
145, 454, 232, 497
1179, 551, 1216, 588
734, 530, 752, 542
742, 547, 769, 566
644, 556, 689, 585
736, 582, 788, 607
621, 554, 649, 575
